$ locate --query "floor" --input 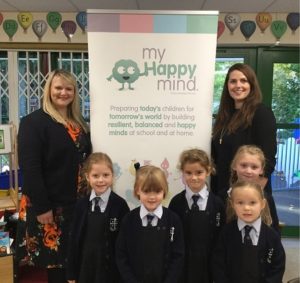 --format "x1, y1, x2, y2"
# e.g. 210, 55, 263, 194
273, 189, 300, 282
273, 190, 300, 227
282, 238, 300, 283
